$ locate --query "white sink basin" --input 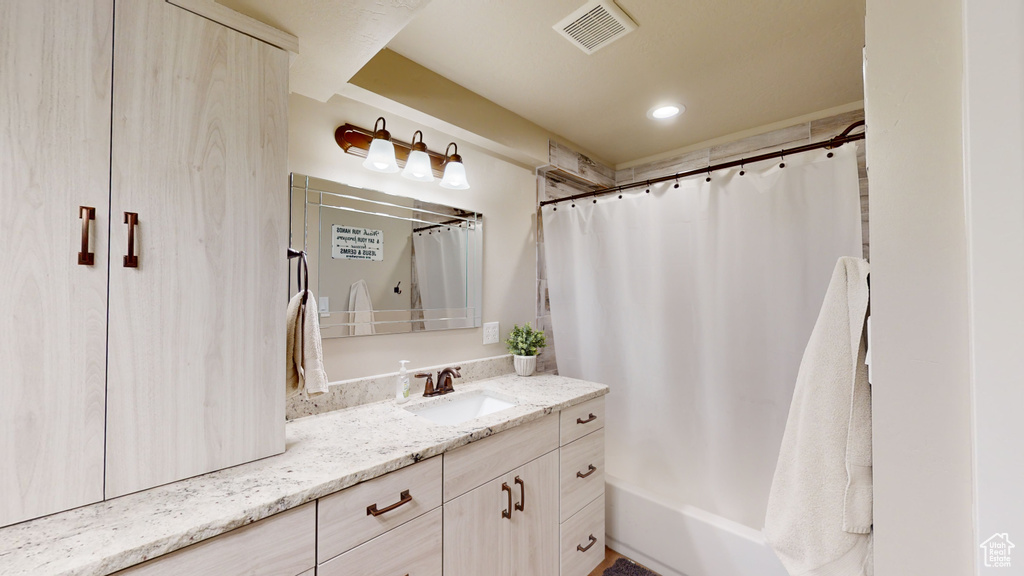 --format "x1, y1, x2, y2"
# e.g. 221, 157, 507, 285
406, 391, 517, 426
